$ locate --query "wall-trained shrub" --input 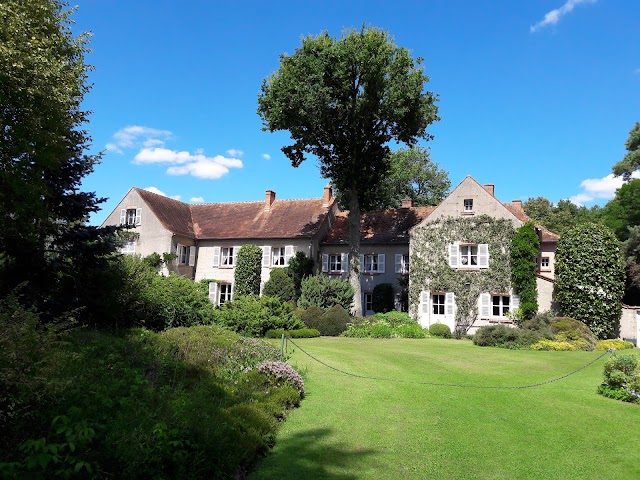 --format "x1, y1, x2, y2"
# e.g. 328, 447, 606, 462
263, 267, 296, 302
215, 295, 304, 337
297, 274, 354, 311
372, 283, 394, 313
429, 323, 452, 338
510, 222, 539, 321
234, 244, 263, 296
